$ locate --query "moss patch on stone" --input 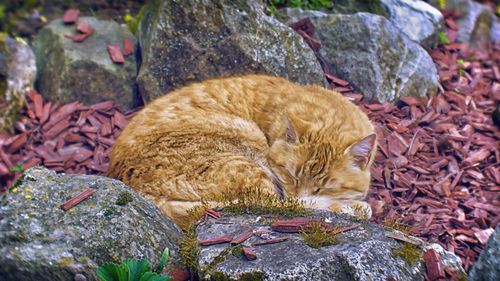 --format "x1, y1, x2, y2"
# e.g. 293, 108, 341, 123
115, 191, 133, 205
393, 242, 422, 267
